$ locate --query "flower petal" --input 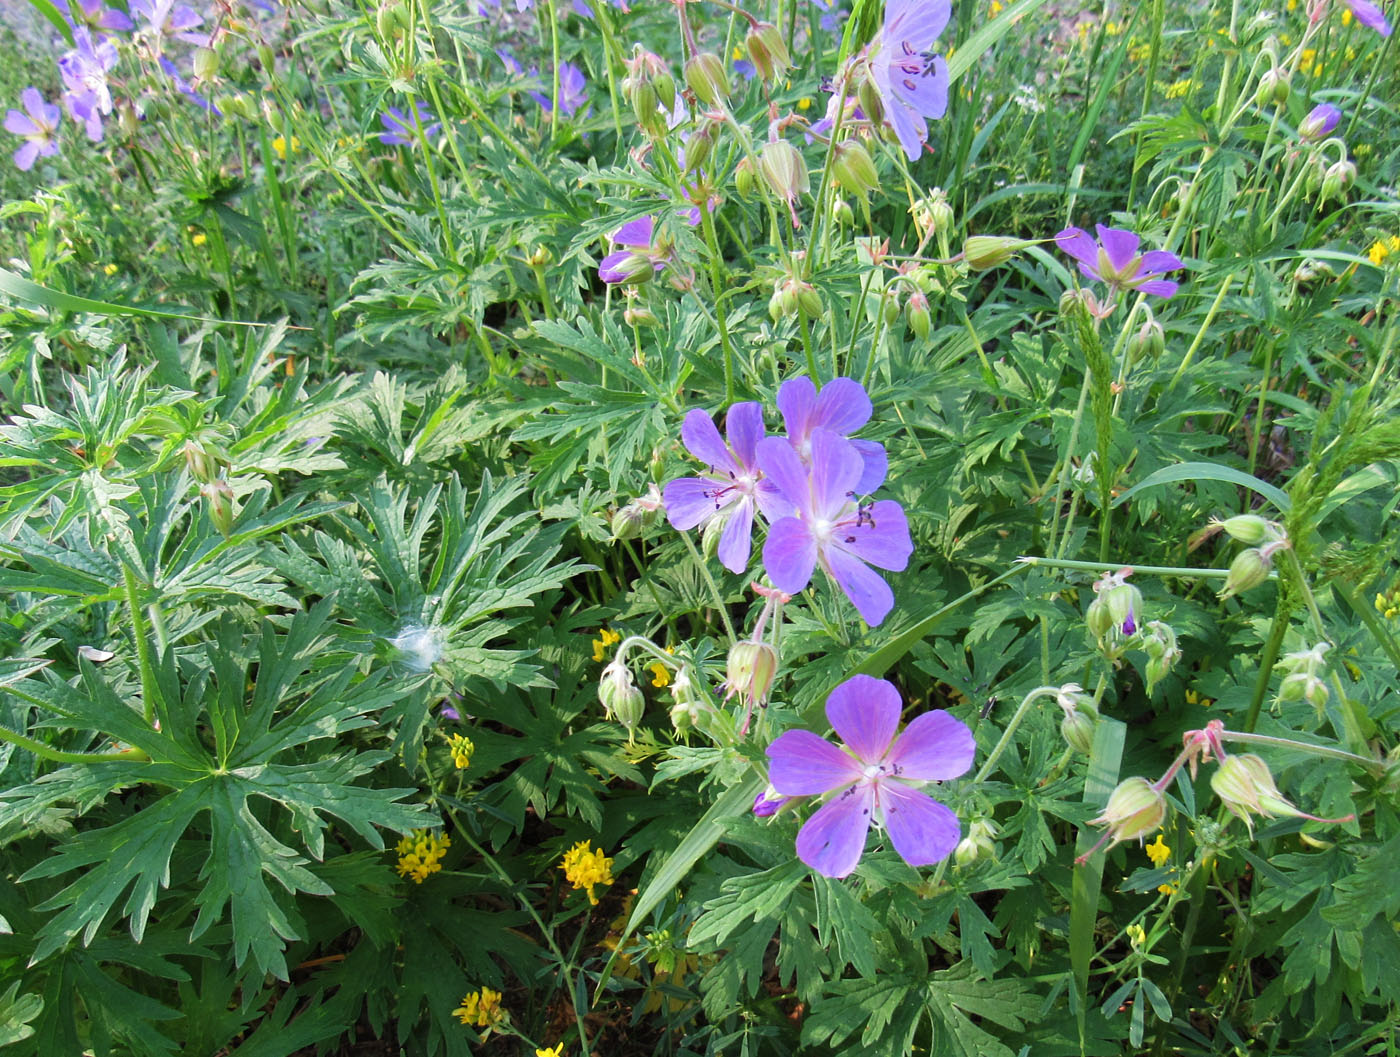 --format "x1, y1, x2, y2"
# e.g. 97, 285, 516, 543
756, 435, 813, 513
837, 499, 911, 571
892, 55, 948, 121
823, 545, 896, 625
851, 439, 888, 495
13, 140, 39, 170
1096, 225, 1141, 274
809, 376, 873, 436
808, 429, 864, 518
754, 480, 797, 523
762, 516, 818, 594
886, 0, 951, 49
826, 674, 902, 764
725, 401, 766, 469
776, 376, 818, 443
681, 408, 740, 475
716, 496, 754, 573
885, 97, 928, 161
612, 215, 654, 248
597, 250, 633, 283
878, 782, 961, 867
796, 782, 875, 877
886, 709, 975, 780
1137, 249, 1184, 276
4, 110, 37, 136
663, 476, 724, 530
767, 728, 862, 794
1135, 279, 1178, 298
